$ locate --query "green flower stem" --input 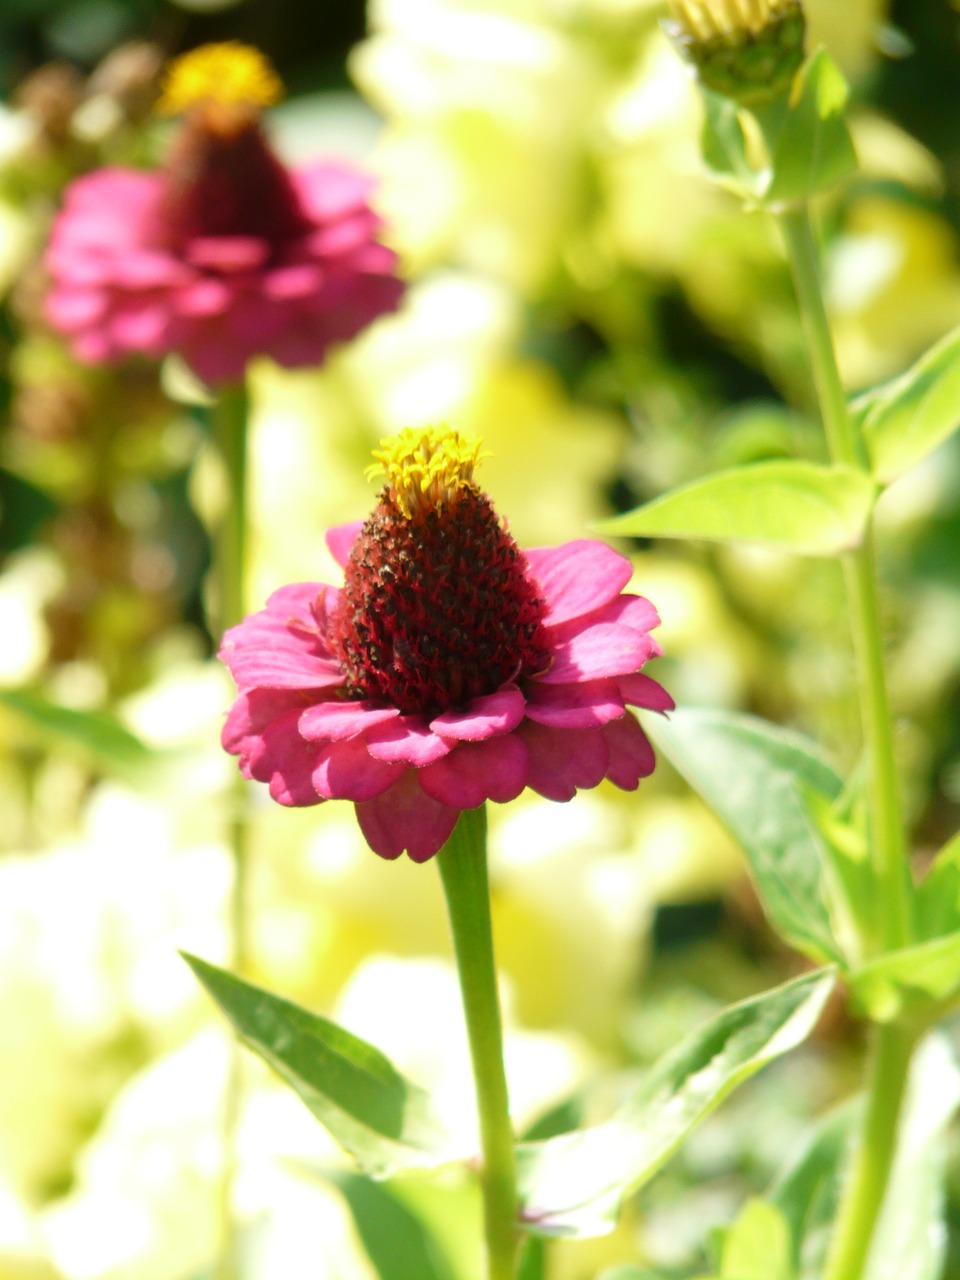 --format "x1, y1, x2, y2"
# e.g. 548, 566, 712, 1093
438, 806, 519, 1280
779, 205, 913, 1280
823, 1021, 918, 1280
209, 381, 251, 1280
779, 207, 908, 953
